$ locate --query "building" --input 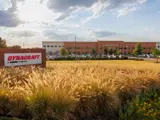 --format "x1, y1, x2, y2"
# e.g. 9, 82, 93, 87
156, 42, 160, 50
42, 41, 64, 55
42, 40, 158, 55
